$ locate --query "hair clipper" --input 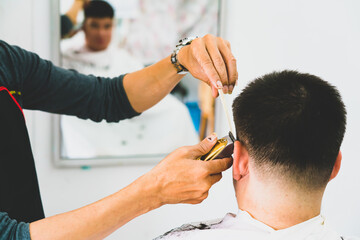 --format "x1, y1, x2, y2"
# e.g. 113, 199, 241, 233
198, 131, 235, 161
